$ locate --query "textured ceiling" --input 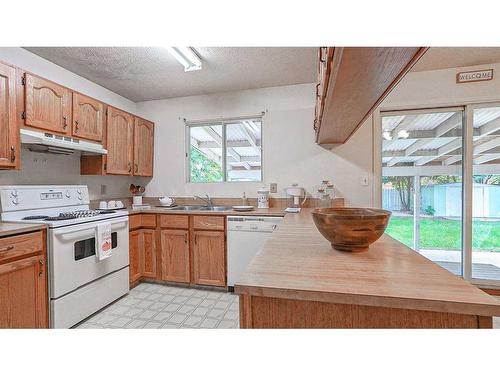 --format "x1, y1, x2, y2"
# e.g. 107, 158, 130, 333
411, 47, 500, 72
24, 47, 317, 102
